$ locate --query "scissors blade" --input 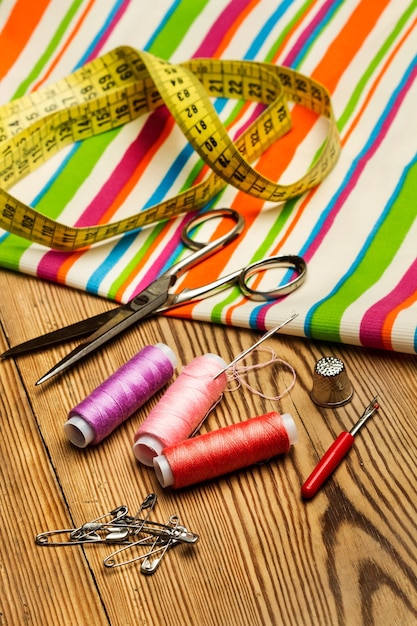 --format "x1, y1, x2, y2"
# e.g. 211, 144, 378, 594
0, 309, 119, 358
36, 276, 172, 385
